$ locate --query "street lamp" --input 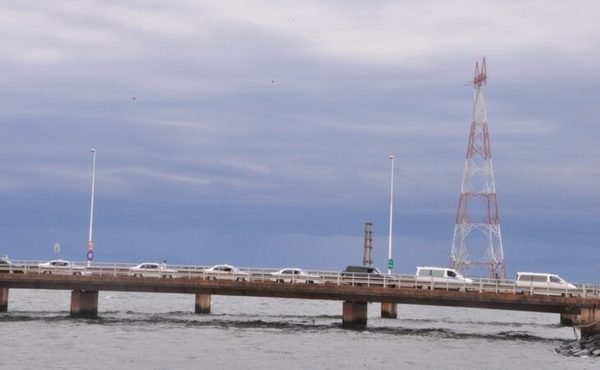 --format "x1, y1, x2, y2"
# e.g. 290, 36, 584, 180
87, 148, 97, 266
387, 155, 395, 274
